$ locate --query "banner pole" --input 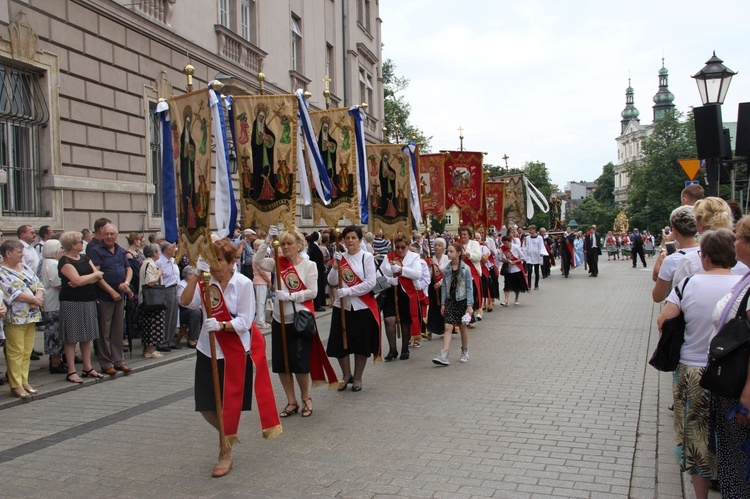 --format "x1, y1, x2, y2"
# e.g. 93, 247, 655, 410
202, 271, 227, 455
272, 237, 290, 375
